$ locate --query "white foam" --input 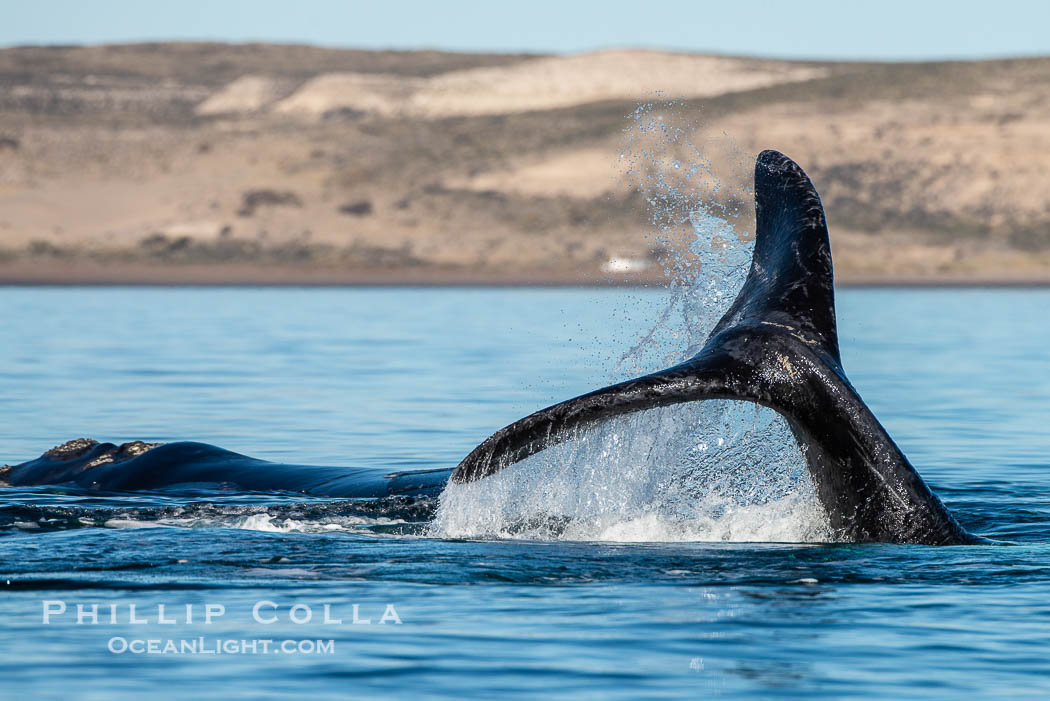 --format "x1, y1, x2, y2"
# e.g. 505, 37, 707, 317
240, 567, 320, 578
430, 400, 836, 543
158, 513, 407, 534
103, 519, 168, 529
231, 513, 299, 532
96, 512, 406, 535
